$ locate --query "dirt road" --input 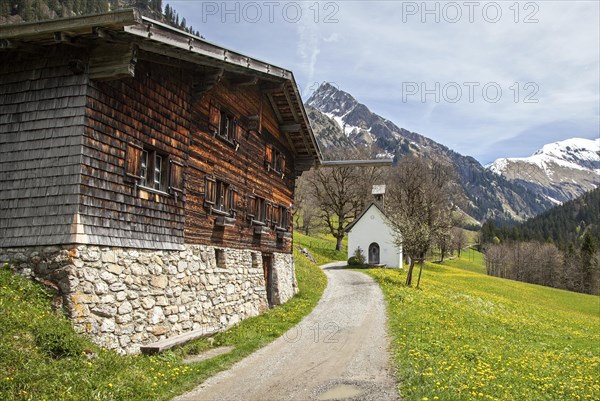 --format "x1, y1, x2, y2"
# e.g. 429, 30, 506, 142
173, 261, 398, 401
